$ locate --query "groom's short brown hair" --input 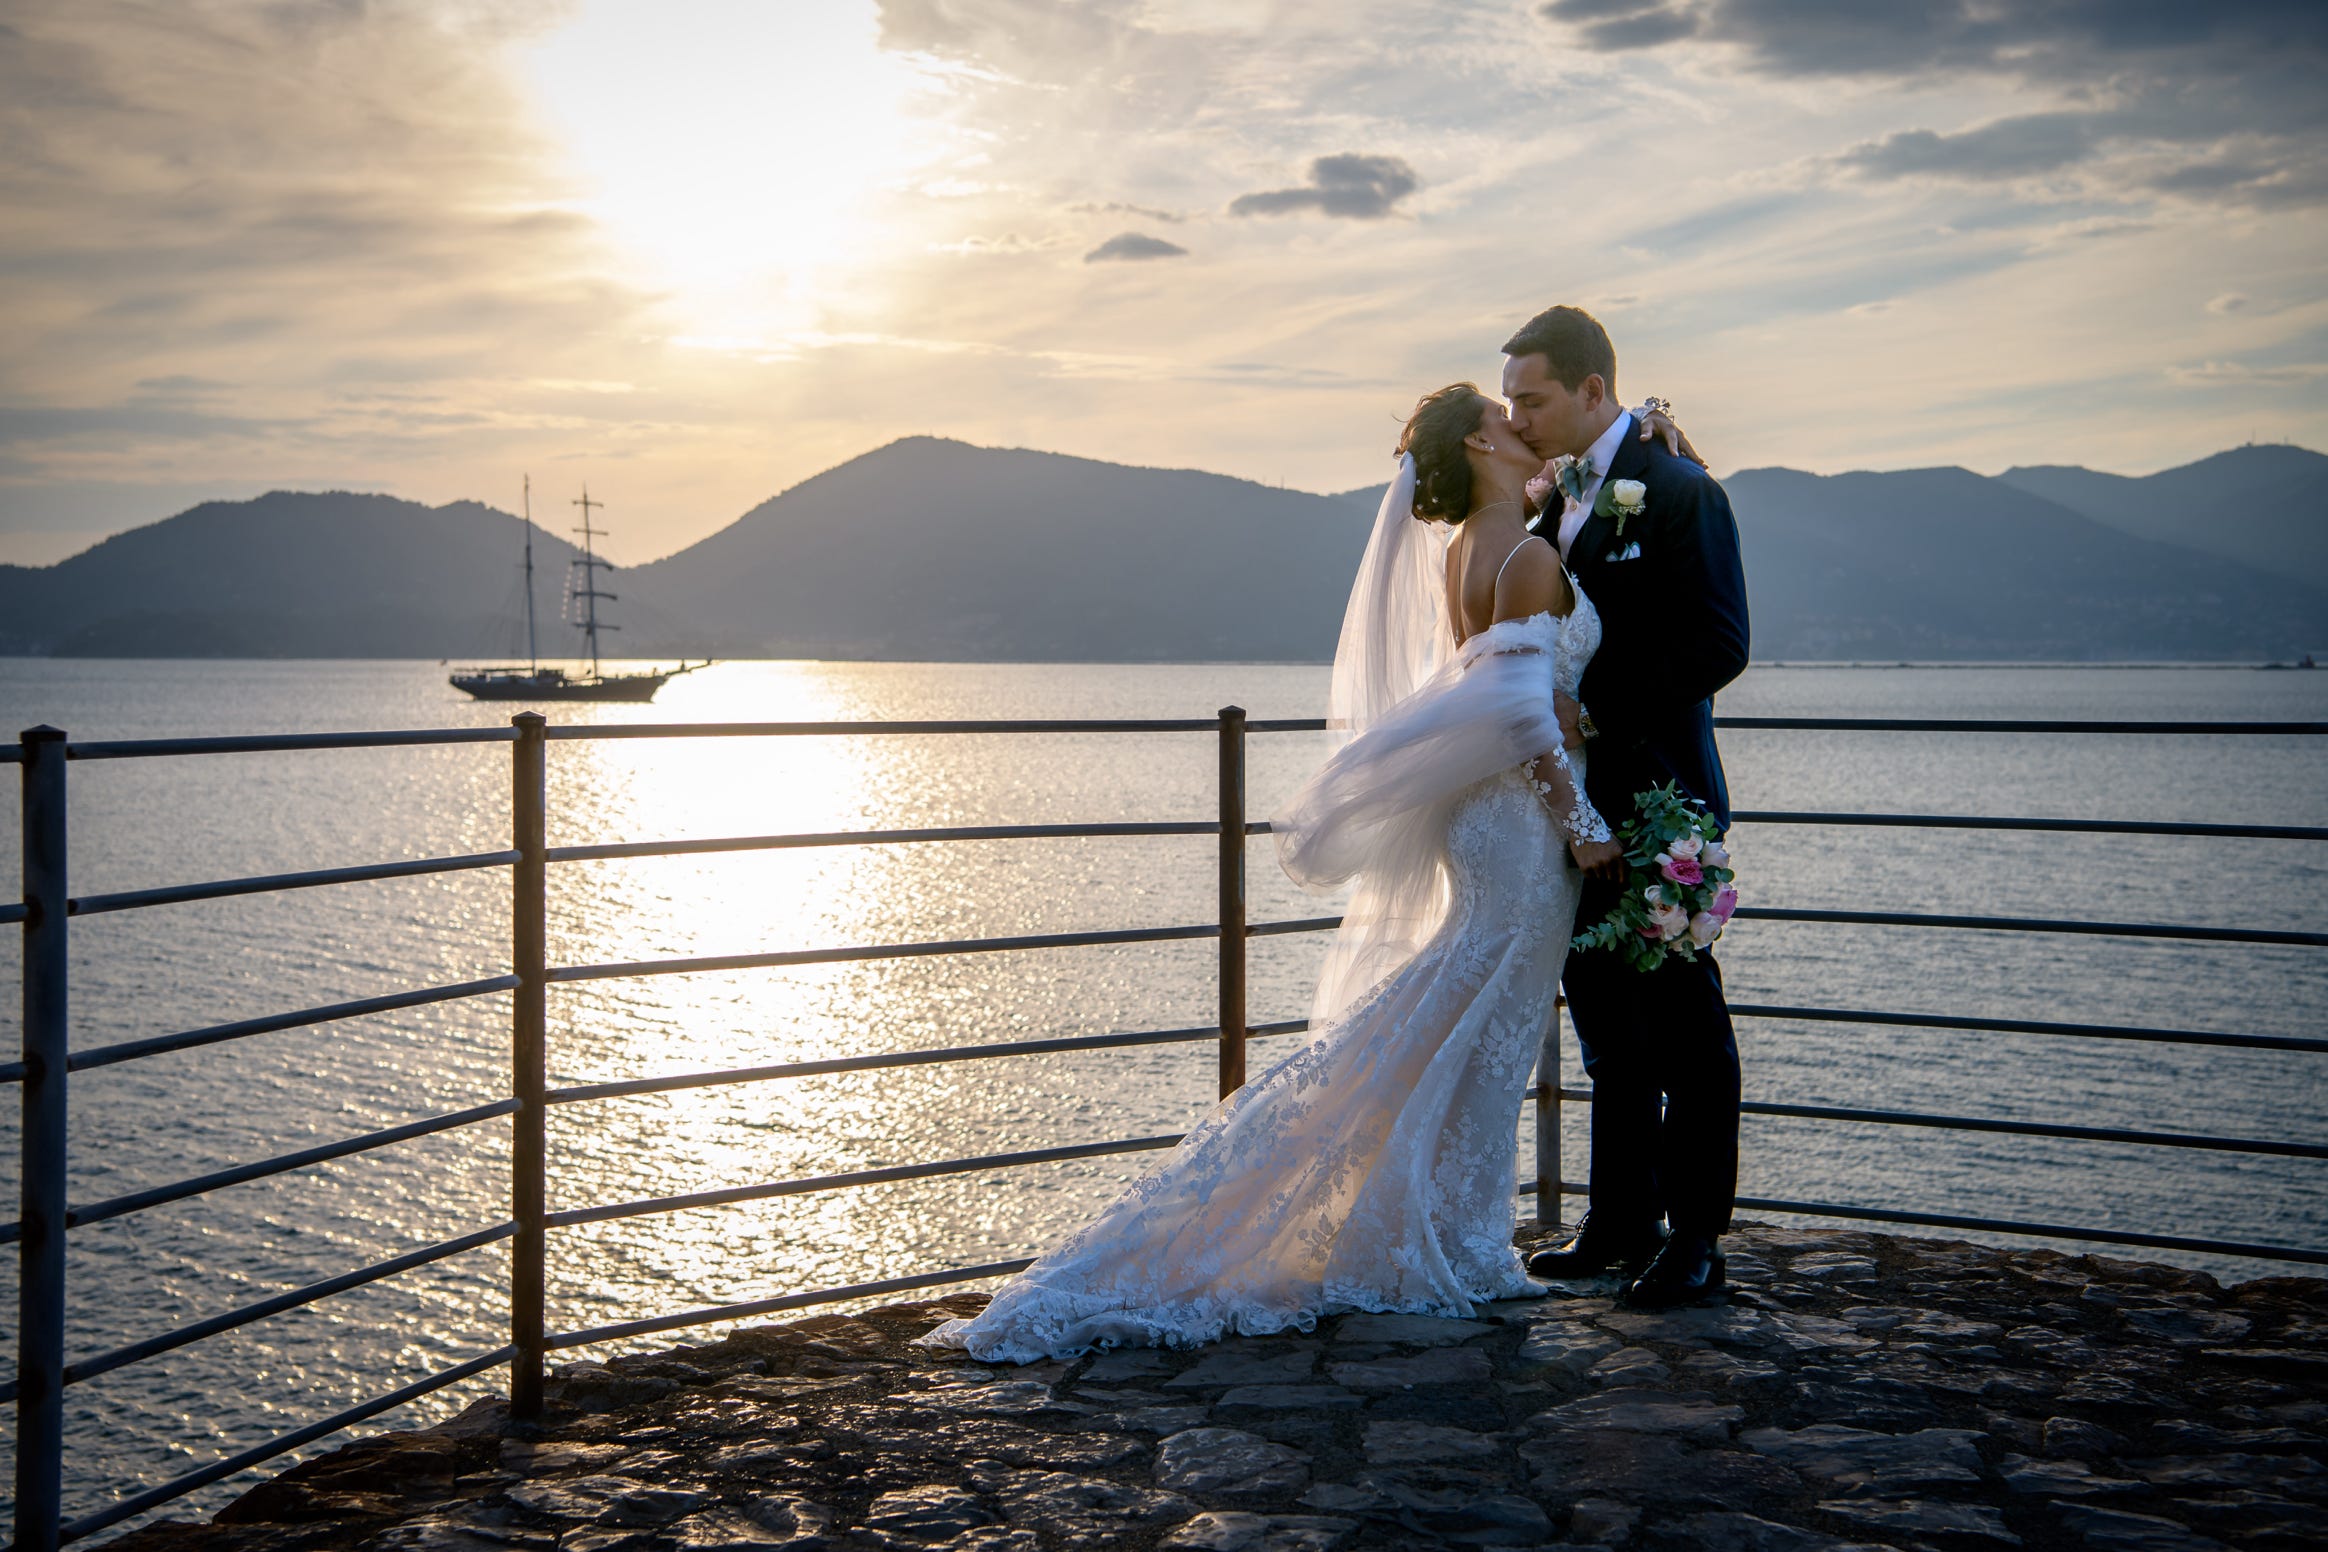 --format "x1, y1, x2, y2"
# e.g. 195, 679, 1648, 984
1502, 306, 1616, 398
